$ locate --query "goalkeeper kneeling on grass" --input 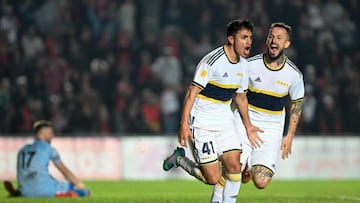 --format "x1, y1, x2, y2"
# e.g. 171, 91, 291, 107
3, 120, 90, 198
